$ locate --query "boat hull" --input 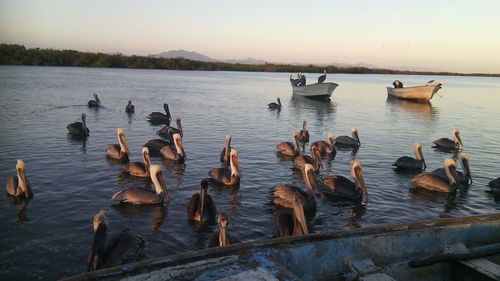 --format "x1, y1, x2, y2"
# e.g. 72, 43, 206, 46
387, 84, 442, 102
292, 82, 338, 100
64, 213, 500, 281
